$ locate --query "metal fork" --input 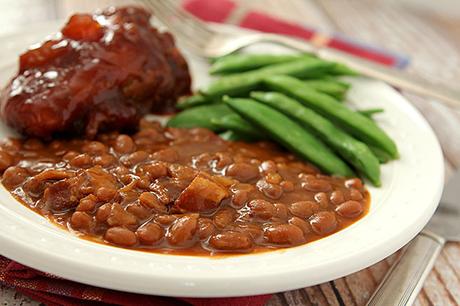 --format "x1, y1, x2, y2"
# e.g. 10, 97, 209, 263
141, 0, 460, 109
